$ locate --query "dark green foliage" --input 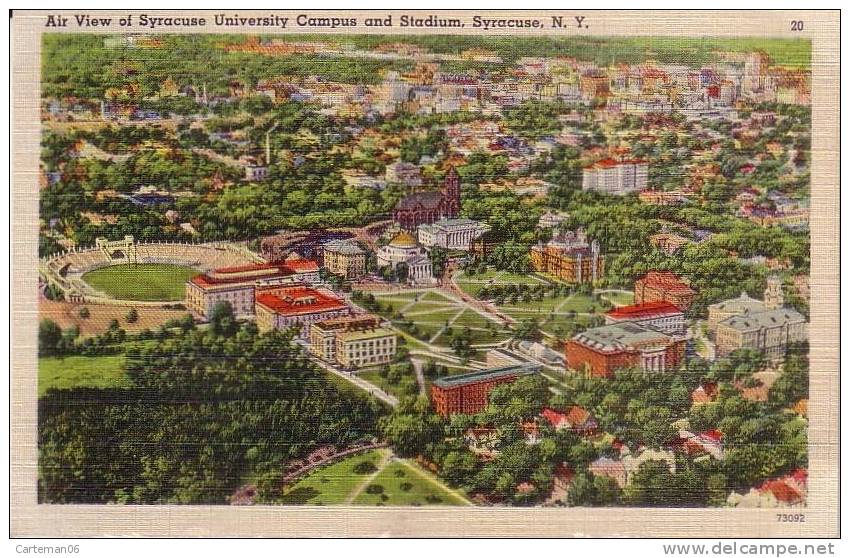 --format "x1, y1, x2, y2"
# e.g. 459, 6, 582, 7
38, 327, 384, 504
